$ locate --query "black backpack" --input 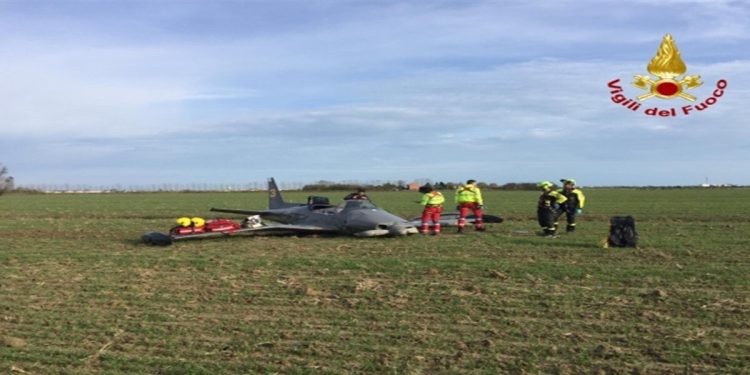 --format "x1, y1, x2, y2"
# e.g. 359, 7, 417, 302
608, 216, 638, 247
